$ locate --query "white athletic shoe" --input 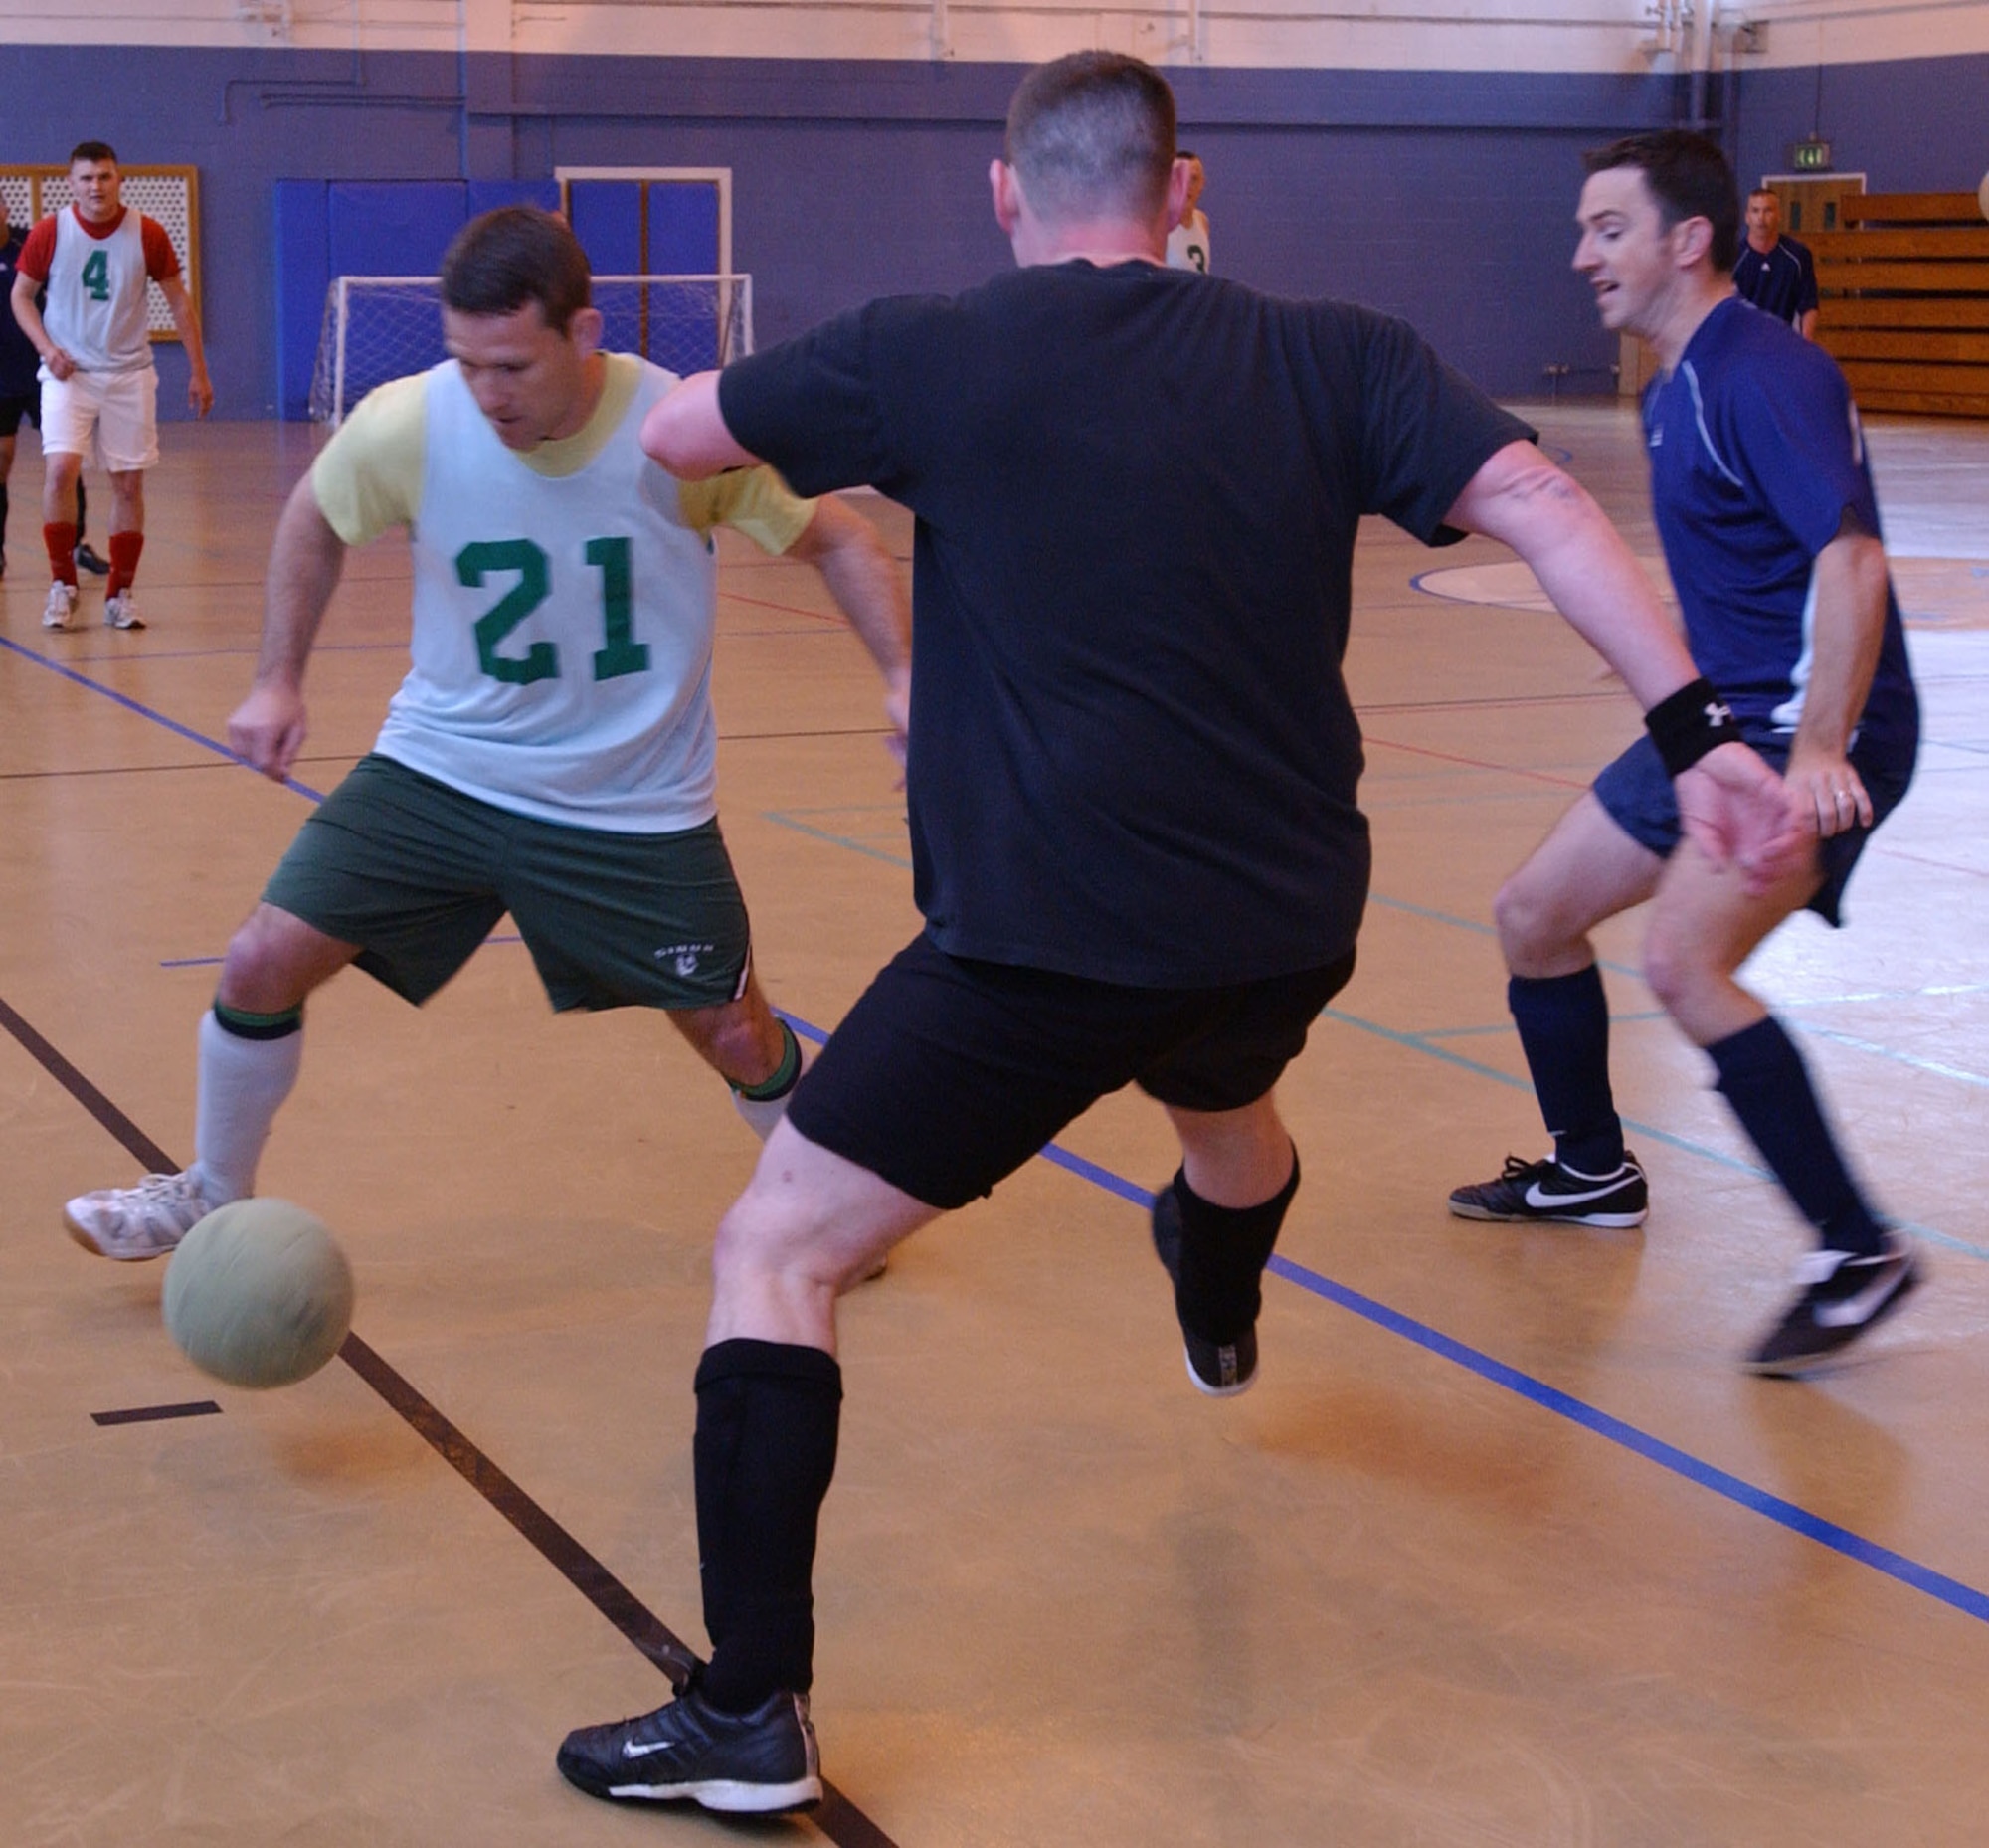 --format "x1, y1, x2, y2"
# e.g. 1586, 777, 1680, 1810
64, 1171, 222, 1261
104, 590, 145, 631
42, 581, 81, 630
